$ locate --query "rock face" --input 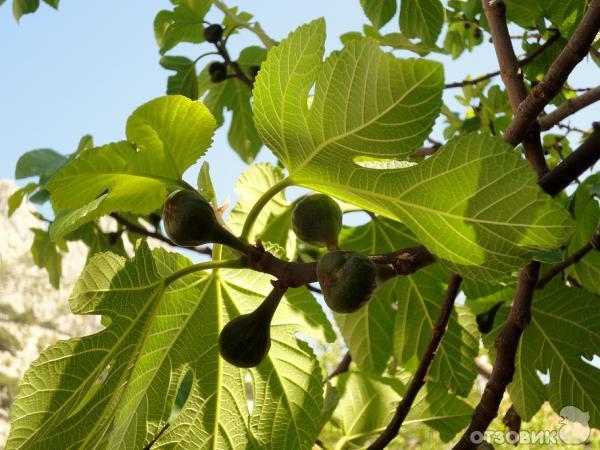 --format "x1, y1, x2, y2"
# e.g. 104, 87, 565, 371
0, 179, 100, 446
